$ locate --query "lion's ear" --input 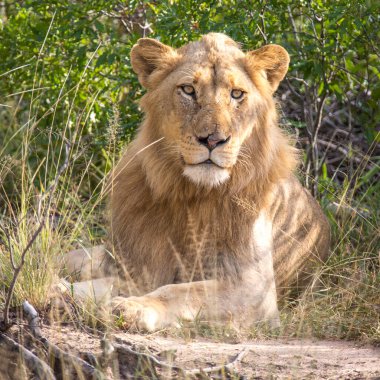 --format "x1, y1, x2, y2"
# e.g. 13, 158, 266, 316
131, 38, 179, 89
246, 45, 290, 92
